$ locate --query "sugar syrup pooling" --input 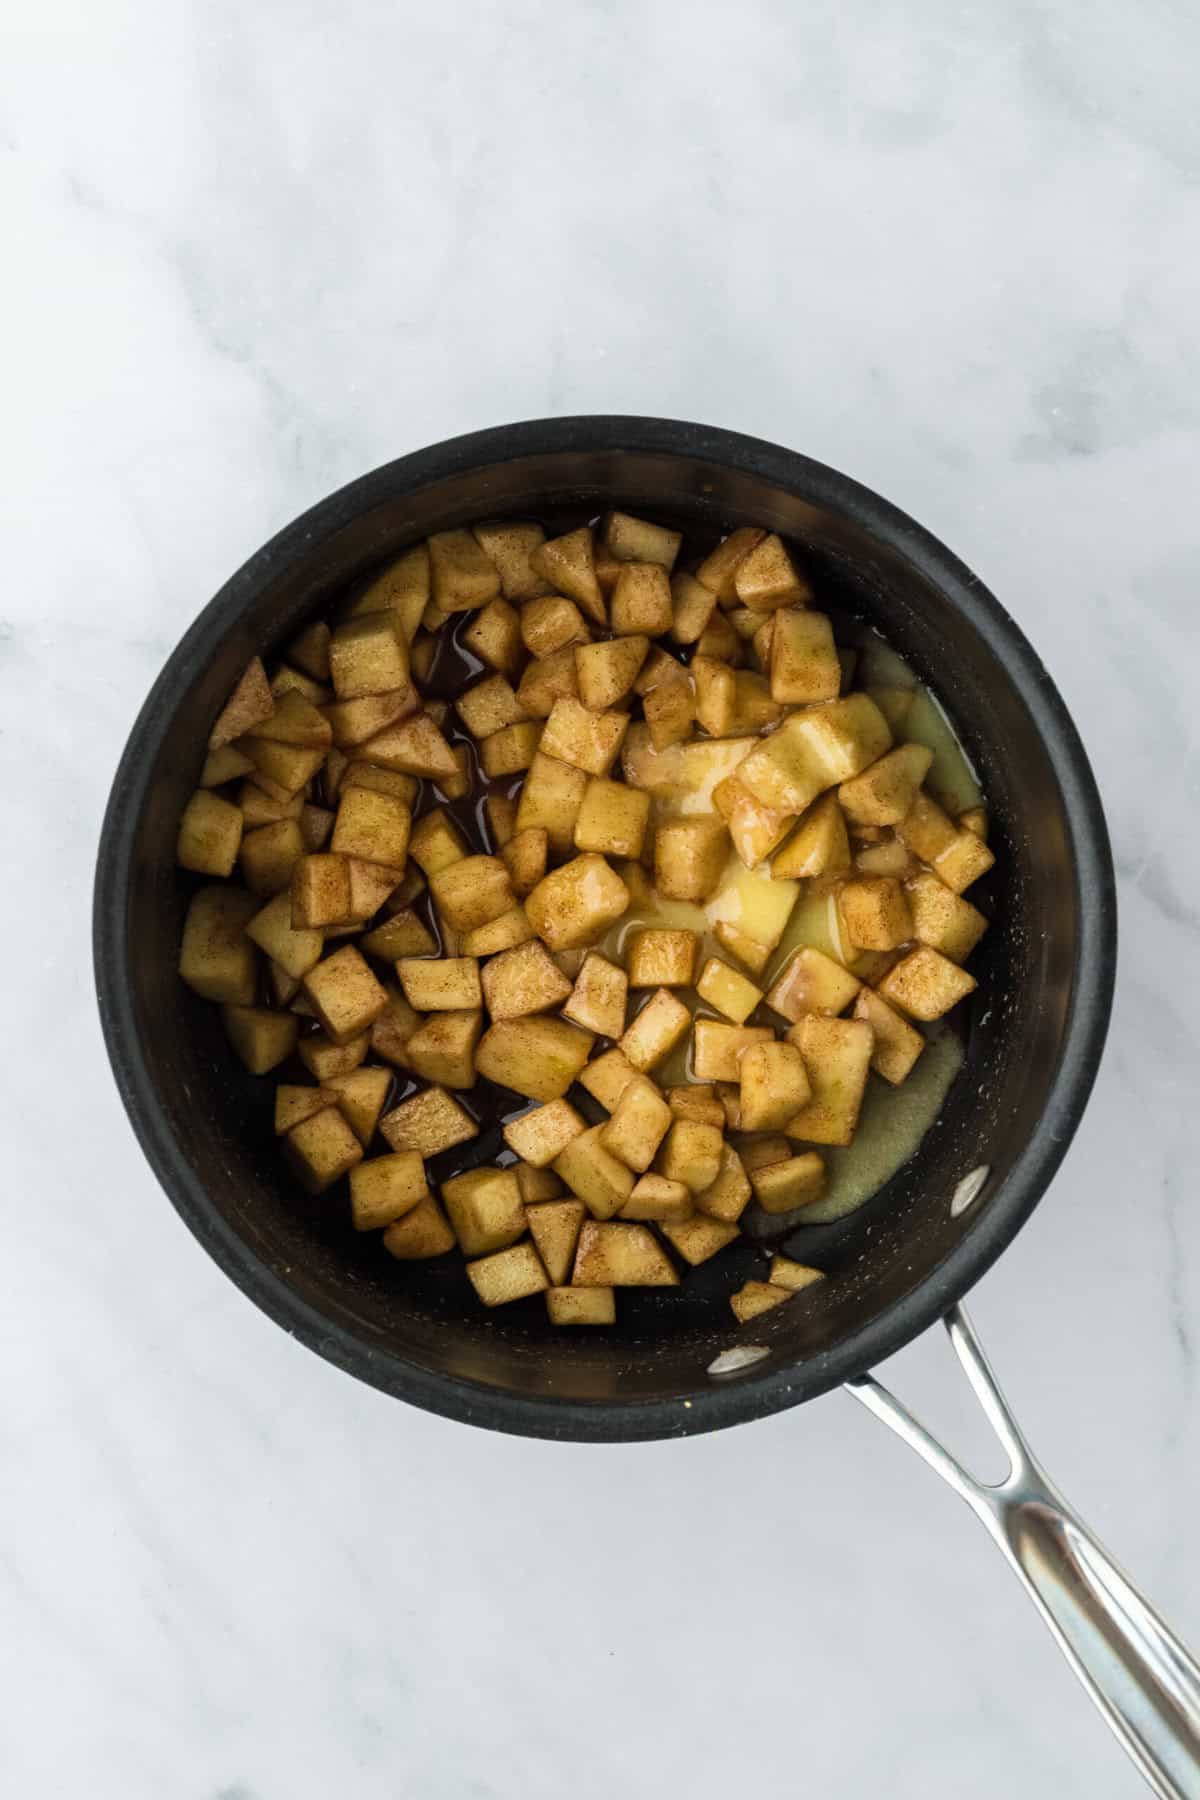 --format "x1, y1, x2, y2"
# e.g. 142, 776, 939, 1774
218, 503, 994, 1340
